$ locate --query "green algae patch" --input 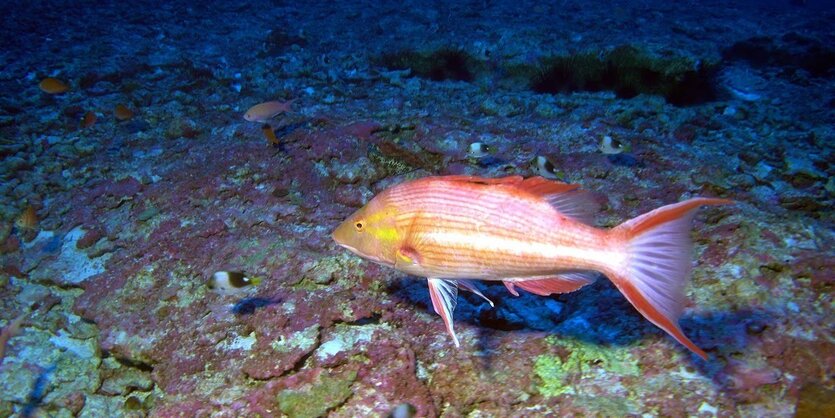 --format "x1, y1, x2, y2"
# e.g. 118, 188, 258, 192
534, 337, 640, 397
276, 370, 357, 418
